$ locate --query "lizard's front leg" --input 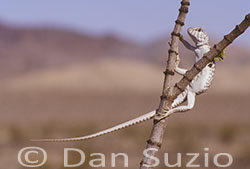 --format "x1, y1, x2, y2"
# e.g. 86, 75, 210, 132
174, 60, 188, 75
180, 35, 195, 51
175, 66, 188, 75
